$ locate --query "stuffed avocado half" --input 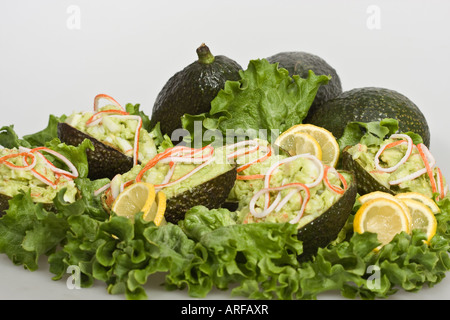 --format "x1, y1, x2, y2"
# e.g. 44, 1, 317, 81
58, 94, 159, 180
0, 147, 79, 217
225, 139, 357, 259
343, 133, 448, 200
103, 143, 237, 224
